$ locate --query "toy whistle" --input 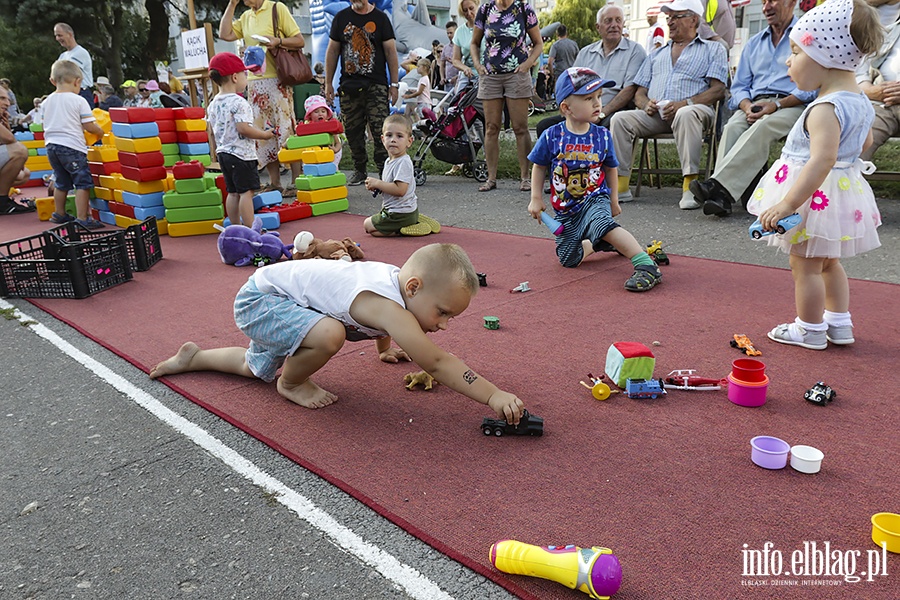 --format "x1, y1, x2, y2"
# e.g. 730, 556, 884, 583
490, 540, 622, 599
